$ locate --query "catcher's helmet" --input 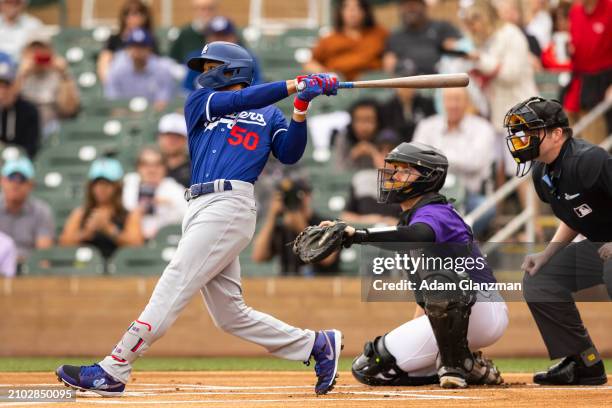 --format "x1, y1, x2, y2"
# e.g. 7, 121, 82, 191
378, 142, 448, 204
504, 96, 570, 176
187, 41, 254, 90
